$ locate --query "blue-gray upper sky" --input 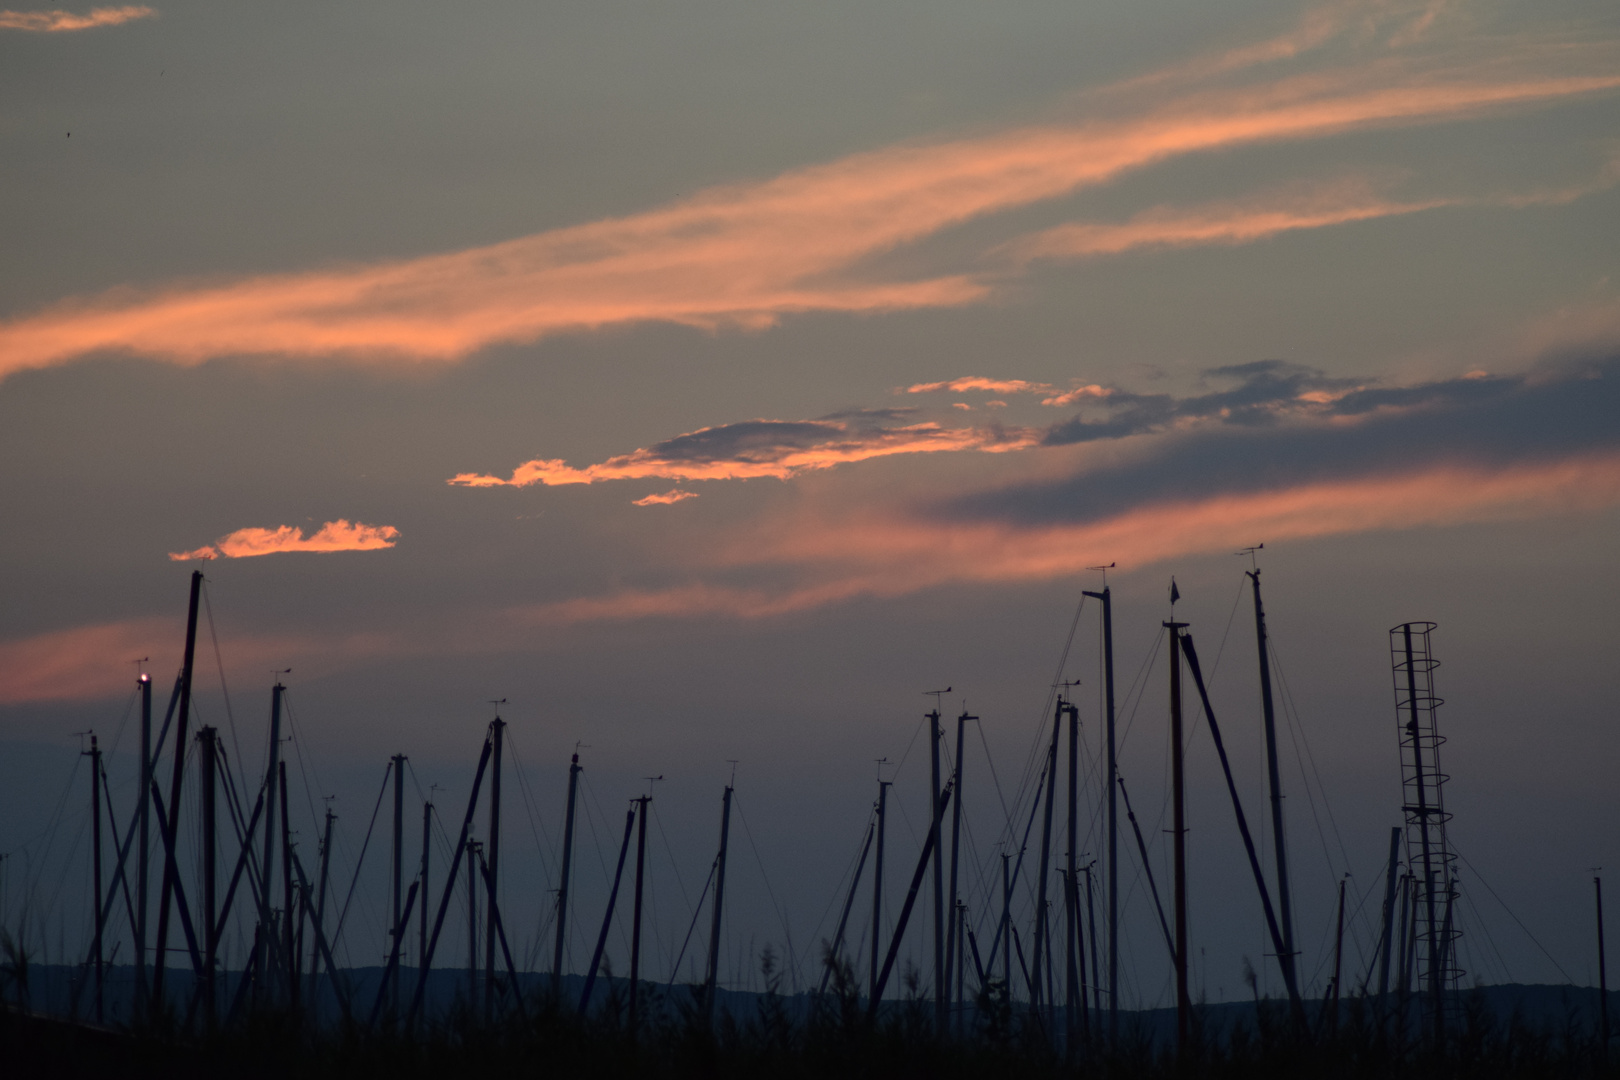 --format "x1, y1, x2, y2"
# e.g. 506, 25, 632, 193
1, 0, 1617, 1007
